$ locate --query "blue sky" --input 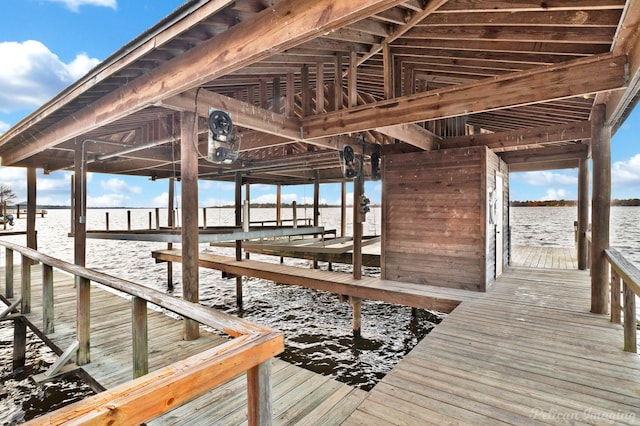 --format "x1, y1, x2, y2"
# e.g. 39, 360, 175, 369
0, 0, 638, 207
